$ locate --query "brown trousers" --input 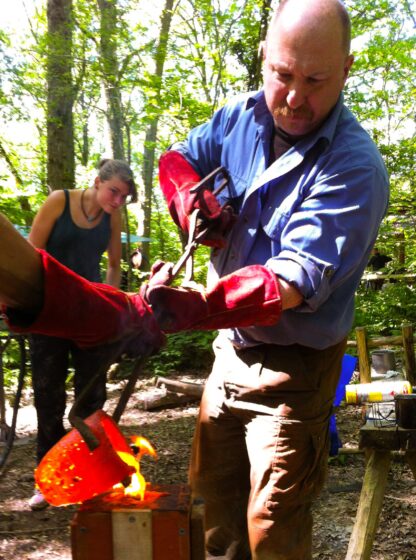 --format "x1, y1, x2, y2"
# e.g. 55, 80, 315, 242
189, 333, 347, 560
